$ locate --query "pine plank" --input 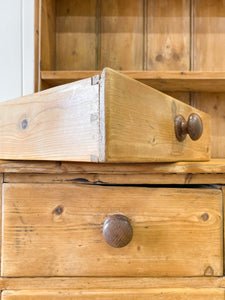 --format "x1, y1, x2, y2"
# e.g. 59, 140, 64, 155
56, 0, 97, 70
193, 0, 225, 158
0, 174, 3, 272
0, 277, 225, 290
2, 184, 223, 277
147, 0, 190, 71
4, 172, 225, 185
2, 289, 224, 300
1, 159, 225, 175
0, 78, 100, 162
99, 0, 143, 70
40, 0, 56, 70
41, 70, 225, 92
34, 0, 40, 92
103, 68, 210, 162
39, 0, 56, 91
147, 0, 191, 107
